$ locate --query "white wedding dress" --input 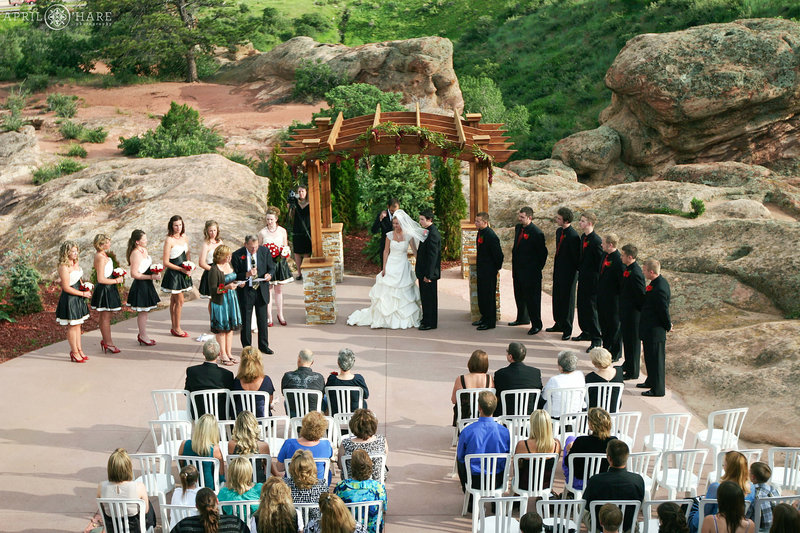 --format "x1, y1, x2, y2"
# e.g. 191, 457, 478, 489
347, 236, 422, 329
